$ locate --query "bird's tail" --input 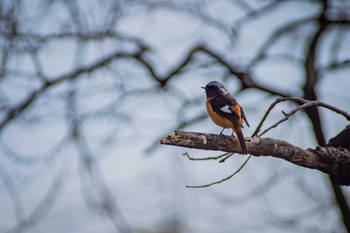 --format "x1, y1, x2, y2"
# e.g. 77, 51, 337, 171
233, 126, 247, 154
